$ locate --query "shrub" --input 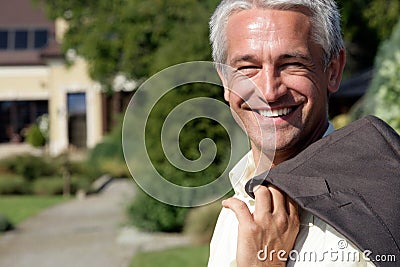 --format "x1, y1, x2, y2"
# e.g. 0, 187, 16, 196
127, 189, 189, 232
87, 115, 129, 180
25, 124, 46, 147
72, 175, 92, 193
0, 154, 95, 195
184, 202, 221, 244
0, 154, 59, 181
88, 116, 125, 167
0, 214, 14, 232
125, 83, 234, 233
0, 175, 30, 195
32, 176, 89, 196
98, 160, 131, 178
68, 161, 100, 181
32, 177, 64, 195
